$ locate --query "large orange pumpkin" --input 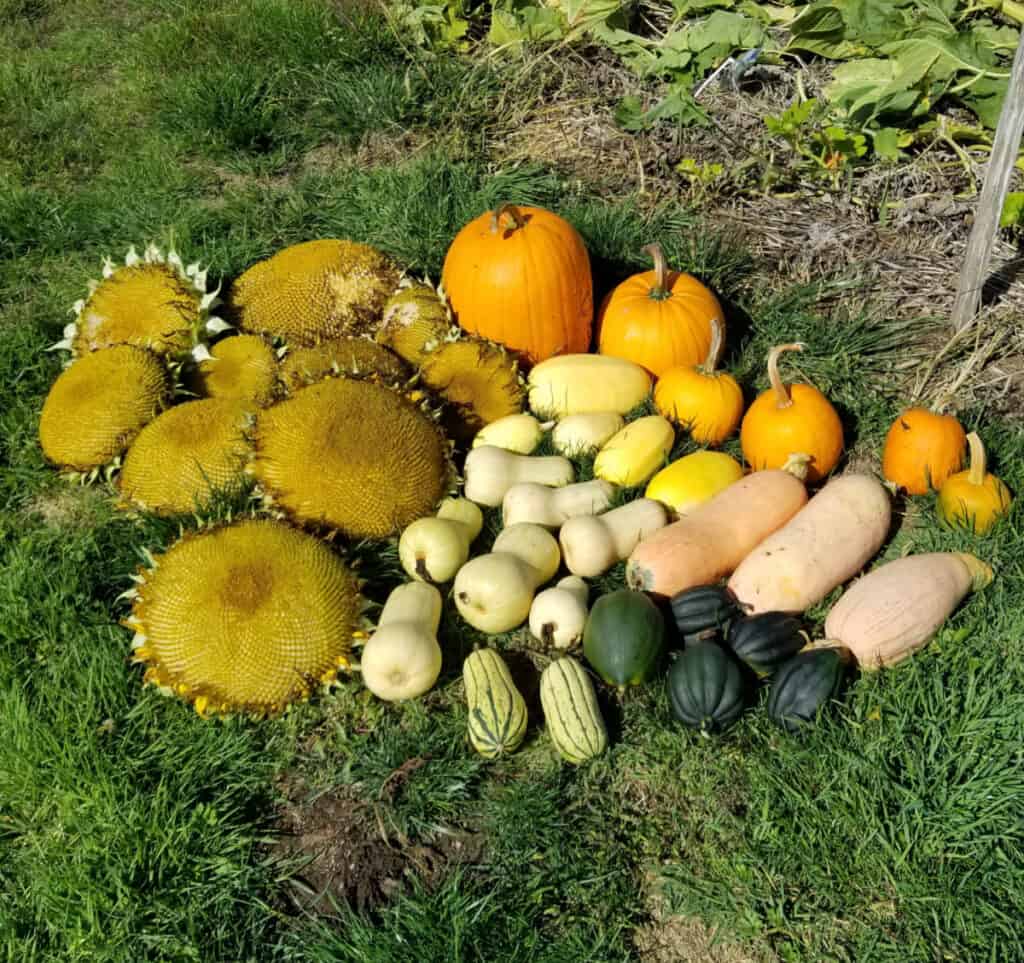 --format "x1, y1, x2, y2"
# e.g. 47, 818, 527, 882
596, 243, 724, 377
441, 204, 592, 365
740, 342, 844, 484
882, 407, 965, 495
653, 317, 743, 445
